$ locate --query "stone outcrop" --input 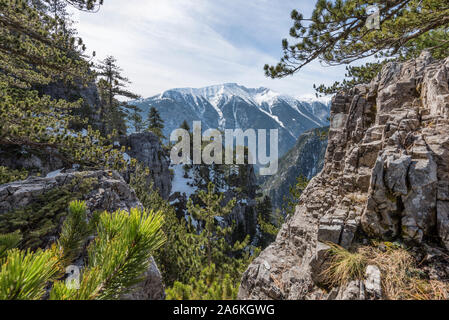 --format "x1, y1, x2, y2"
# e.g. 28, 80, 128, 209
39, 79, 102, 128
0, 170, 141, 214
0, 170, 165, 300
0, 145, 65, 177
239, 52, 449, 300
121, 132, 172, 199
0, 131, 172, 203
